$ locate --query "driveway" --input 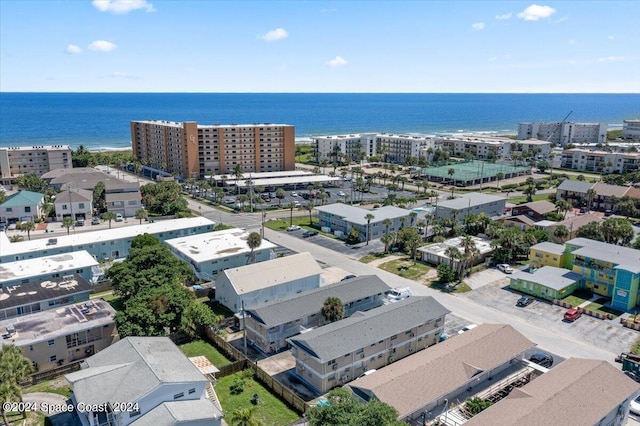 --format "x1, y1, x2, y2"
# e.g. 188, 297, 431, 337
287, 229, 385, 258
23, 393, 81, 426
463, 268, 509, 290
